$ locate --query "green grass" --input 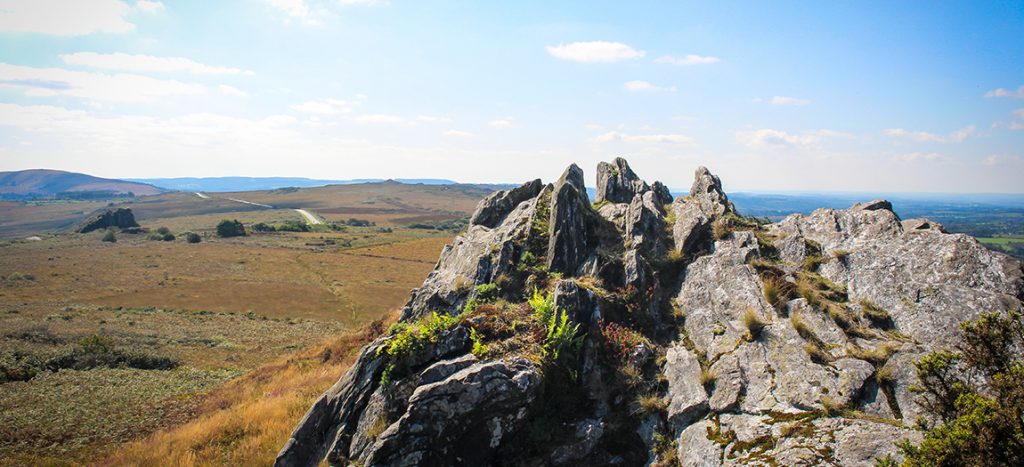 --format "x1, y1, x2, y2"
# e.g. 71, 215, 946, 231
976, 236, 1024, 246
